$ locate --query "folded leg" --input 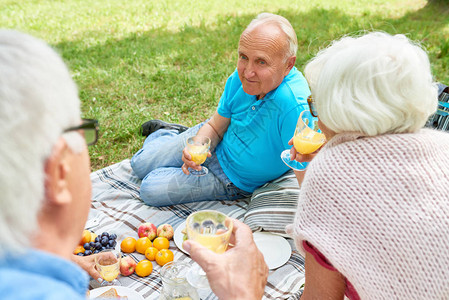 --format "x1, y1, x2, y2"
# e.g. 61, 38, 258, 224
131, 122, 205, 179
139, 166, 230, 206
